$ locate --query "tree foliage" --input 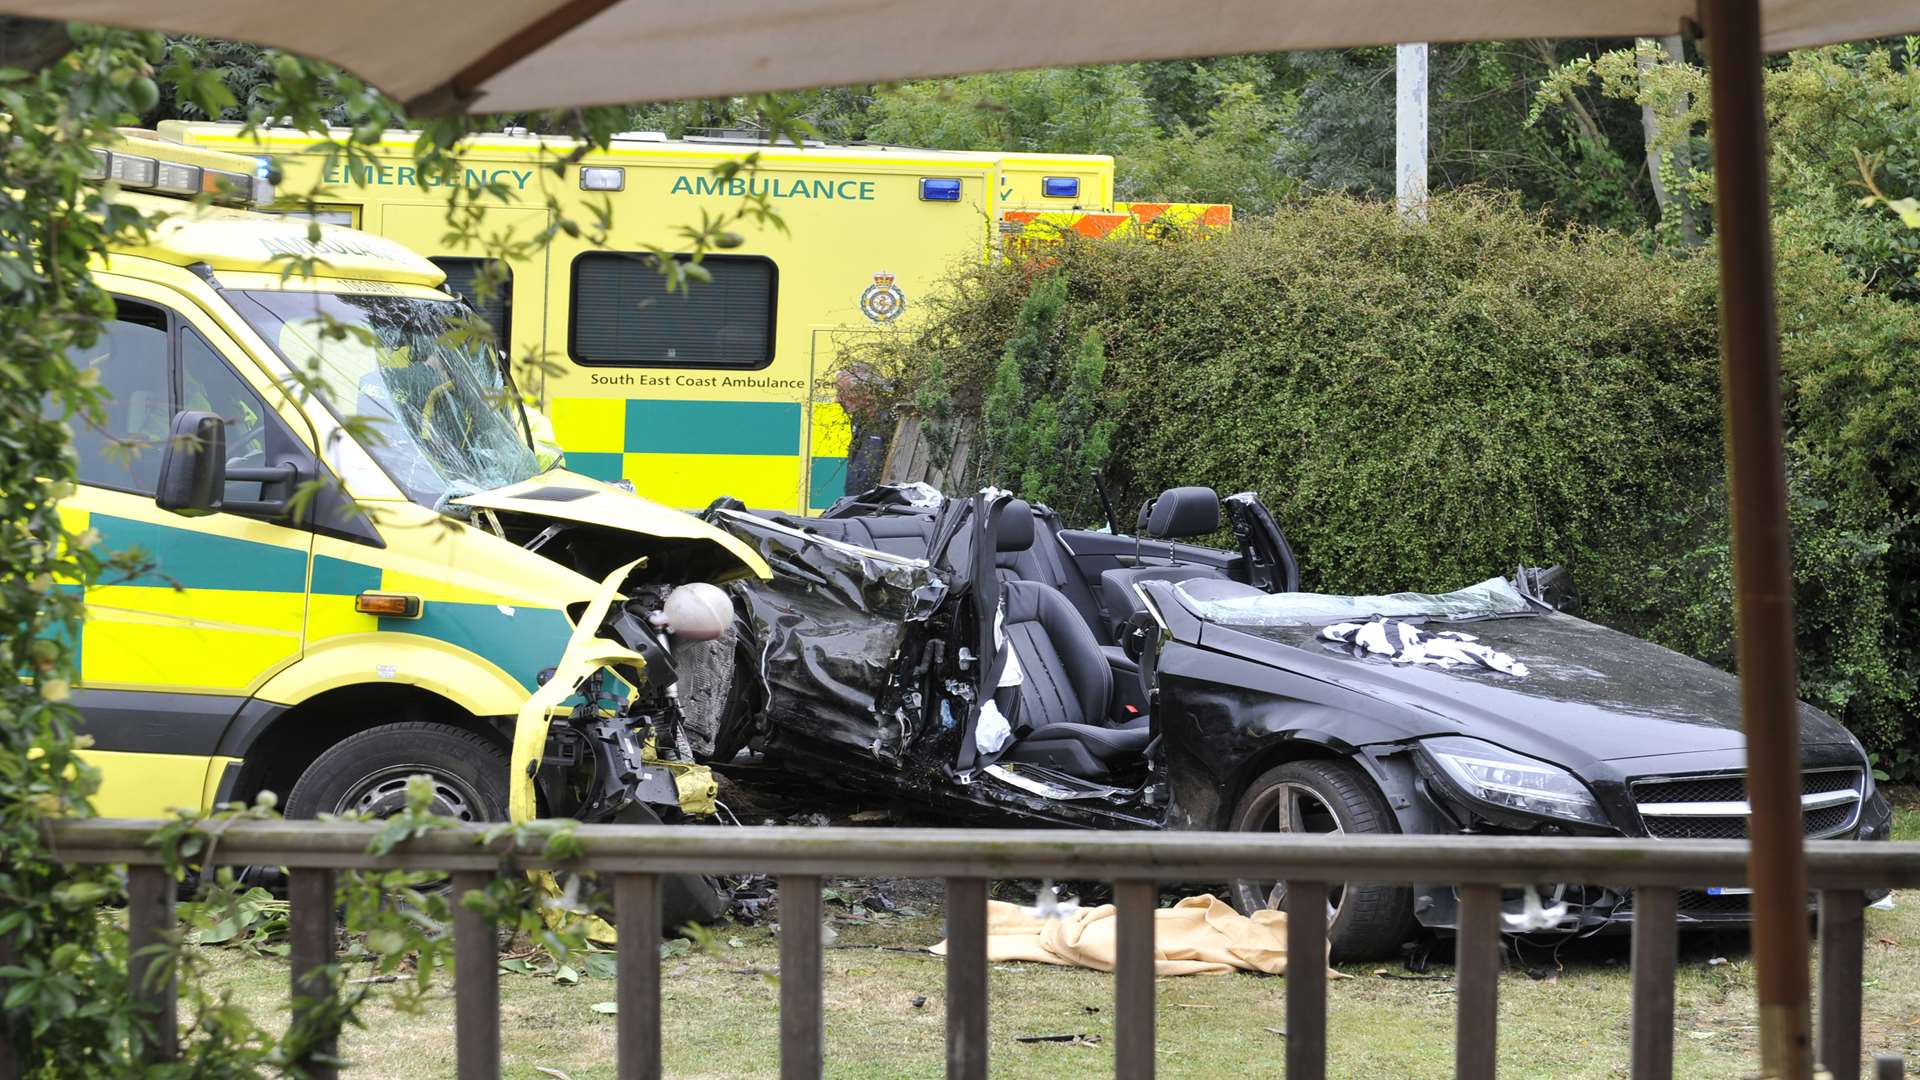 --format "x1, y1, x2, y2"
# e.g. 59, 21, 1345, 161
974, 273, 1115, 522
